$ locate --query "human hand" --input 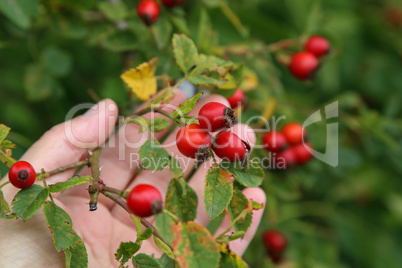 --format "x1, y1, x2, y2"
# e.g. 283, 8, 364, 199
0, 89, 266, 267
